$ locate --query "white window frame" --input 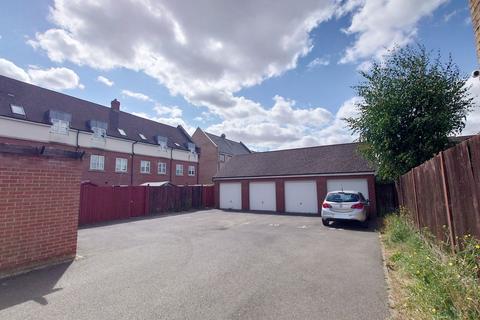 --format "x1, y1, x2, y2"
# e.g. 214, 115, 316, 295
50, 119, 69, 135
10, 104, 25, 116
219, 154, 225, 162
115, 158, 128, 173
188, 165, 196, 176
92, 127, 107, 140
158, 162, 167, 175
176, 164, 184, 176
90, 155, 105, 171
140, 160, 151, 174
